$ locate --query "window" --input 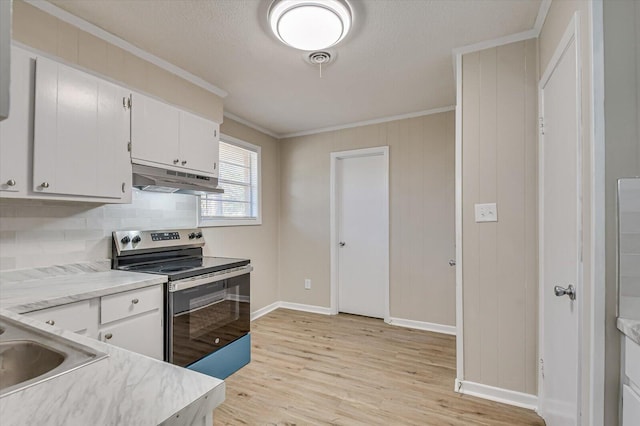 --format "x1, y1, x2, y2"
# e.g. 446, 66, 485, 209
199, 135, 261, 226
